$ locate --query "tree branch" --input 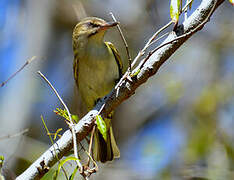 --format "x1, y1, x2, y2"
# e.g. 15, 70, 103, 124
16, 0, 225, 179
